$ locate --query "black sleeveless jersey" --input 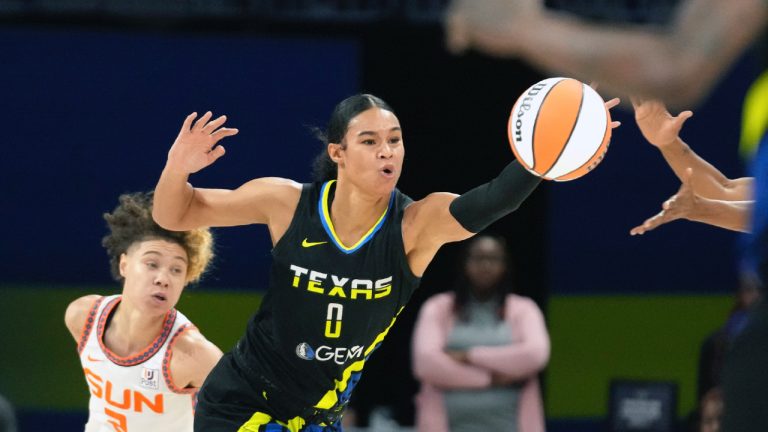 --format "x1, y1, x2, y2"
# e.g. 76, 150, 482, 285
233, 181, 421, 417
